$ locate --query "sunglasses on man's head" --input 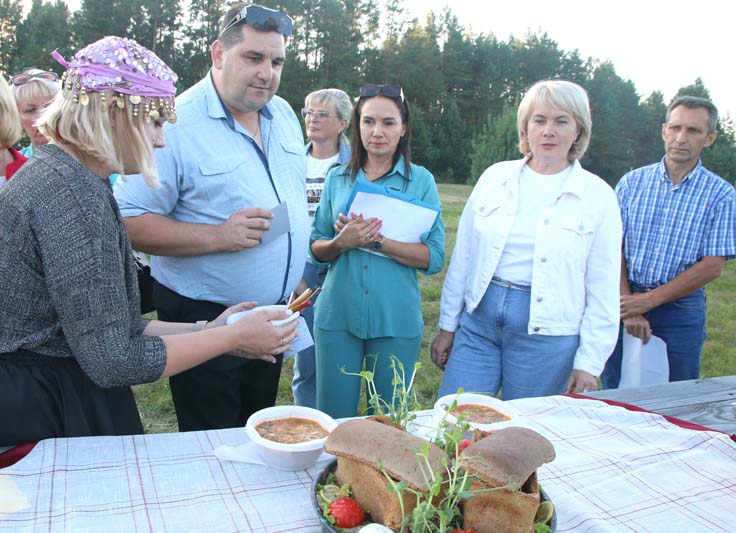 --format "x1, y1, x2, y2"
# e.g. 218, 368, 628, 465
359, 84, 404, 101
220, 4, 293, 37
11, 71, 59, 86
